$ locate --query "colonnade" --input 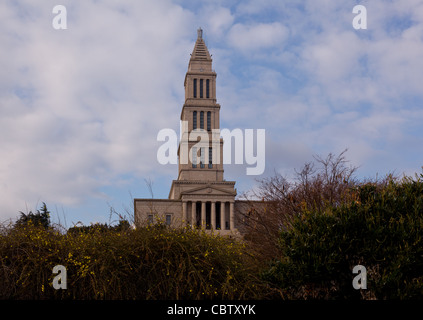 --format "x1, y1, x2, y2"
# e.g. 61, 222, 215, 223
182, 200, 234, 230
